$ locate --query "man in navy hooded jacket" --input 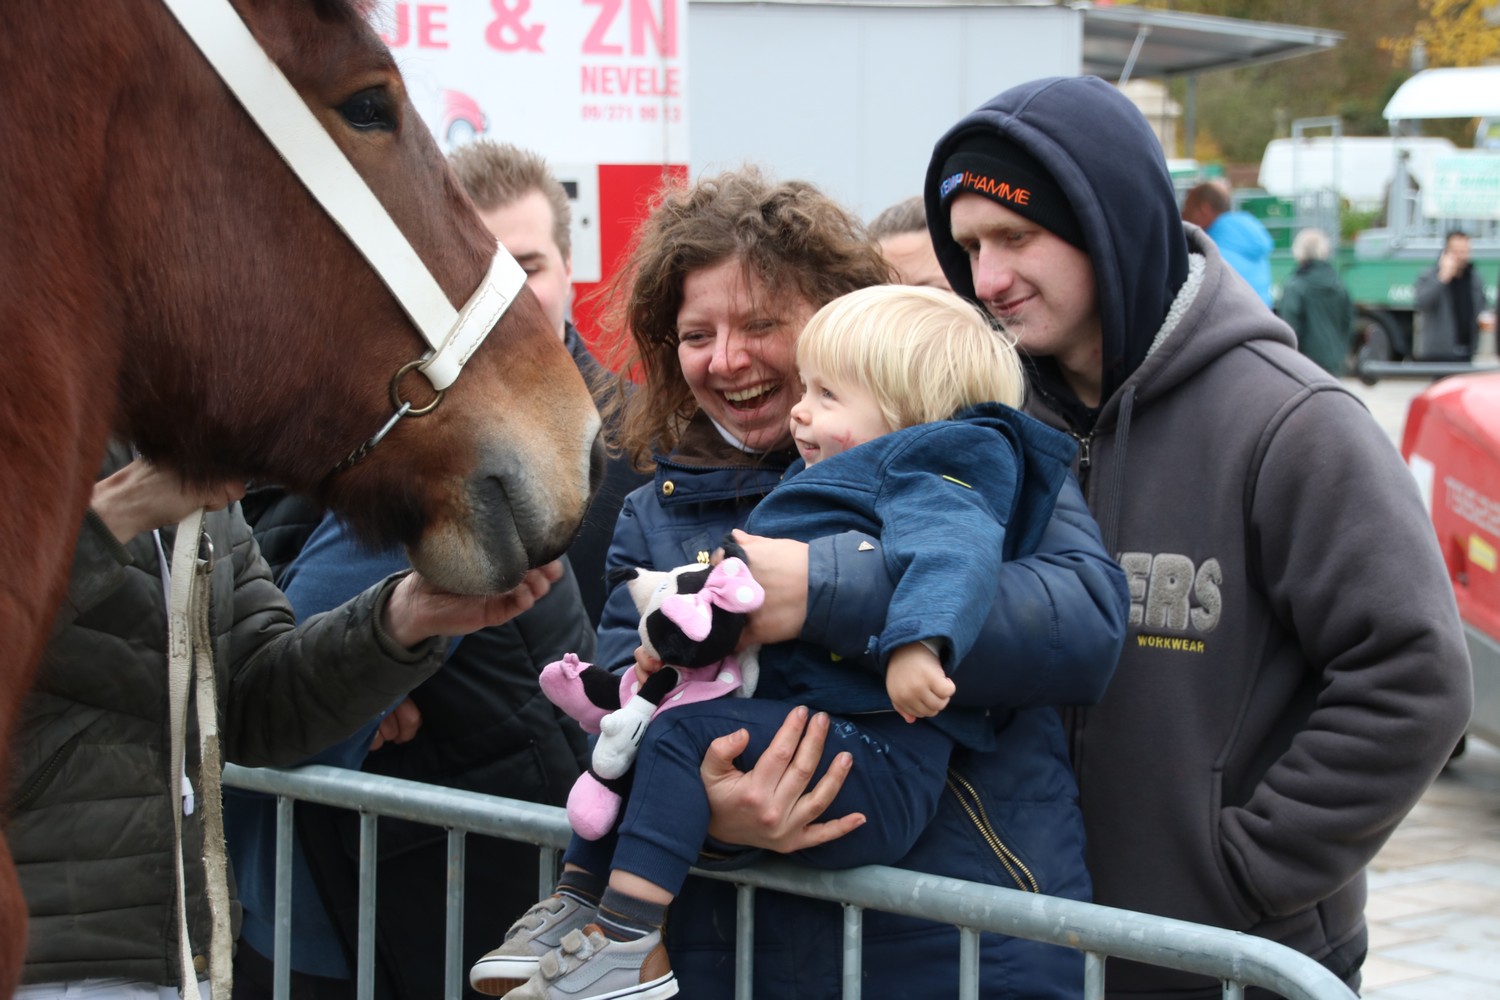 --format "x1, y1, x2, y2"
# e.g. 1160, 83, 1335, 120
915, 76, 1472, 998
